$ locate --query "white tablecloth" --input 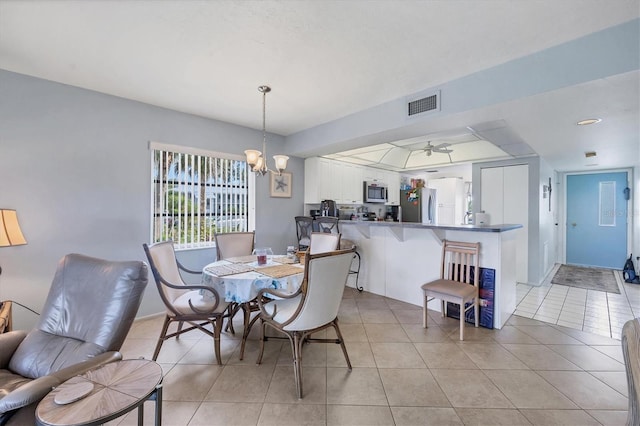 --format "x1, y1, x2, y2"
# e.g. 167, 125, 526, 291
202, 258, 304, 303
